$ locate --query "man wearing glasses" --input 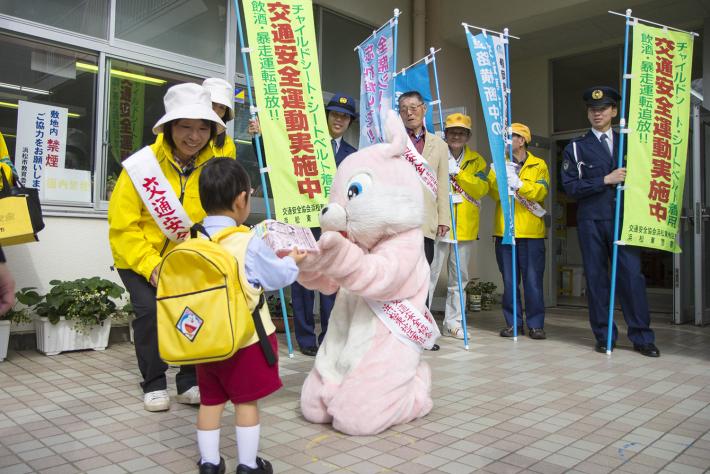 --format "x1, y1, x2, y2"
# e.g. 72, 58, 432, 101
398, 91, 450, 268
